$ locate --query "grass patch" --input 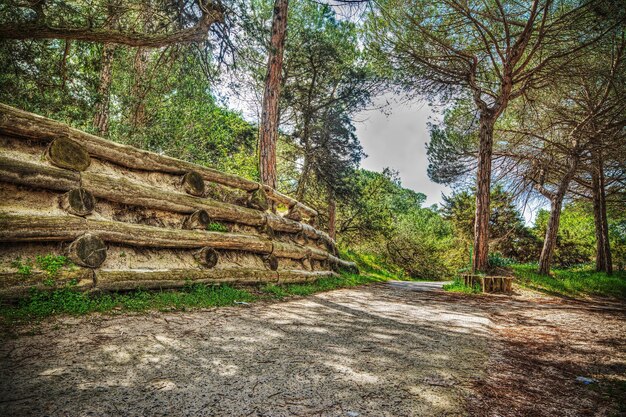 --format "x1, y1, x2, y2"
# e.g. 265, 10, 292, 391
0, 283, 256, 323
442, 277, 482, 294
340, 250, 406, 280
260, 272, 389, 299
1, 271, 395, 323
511, 263, 626, 299
206, 222, 229, 232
